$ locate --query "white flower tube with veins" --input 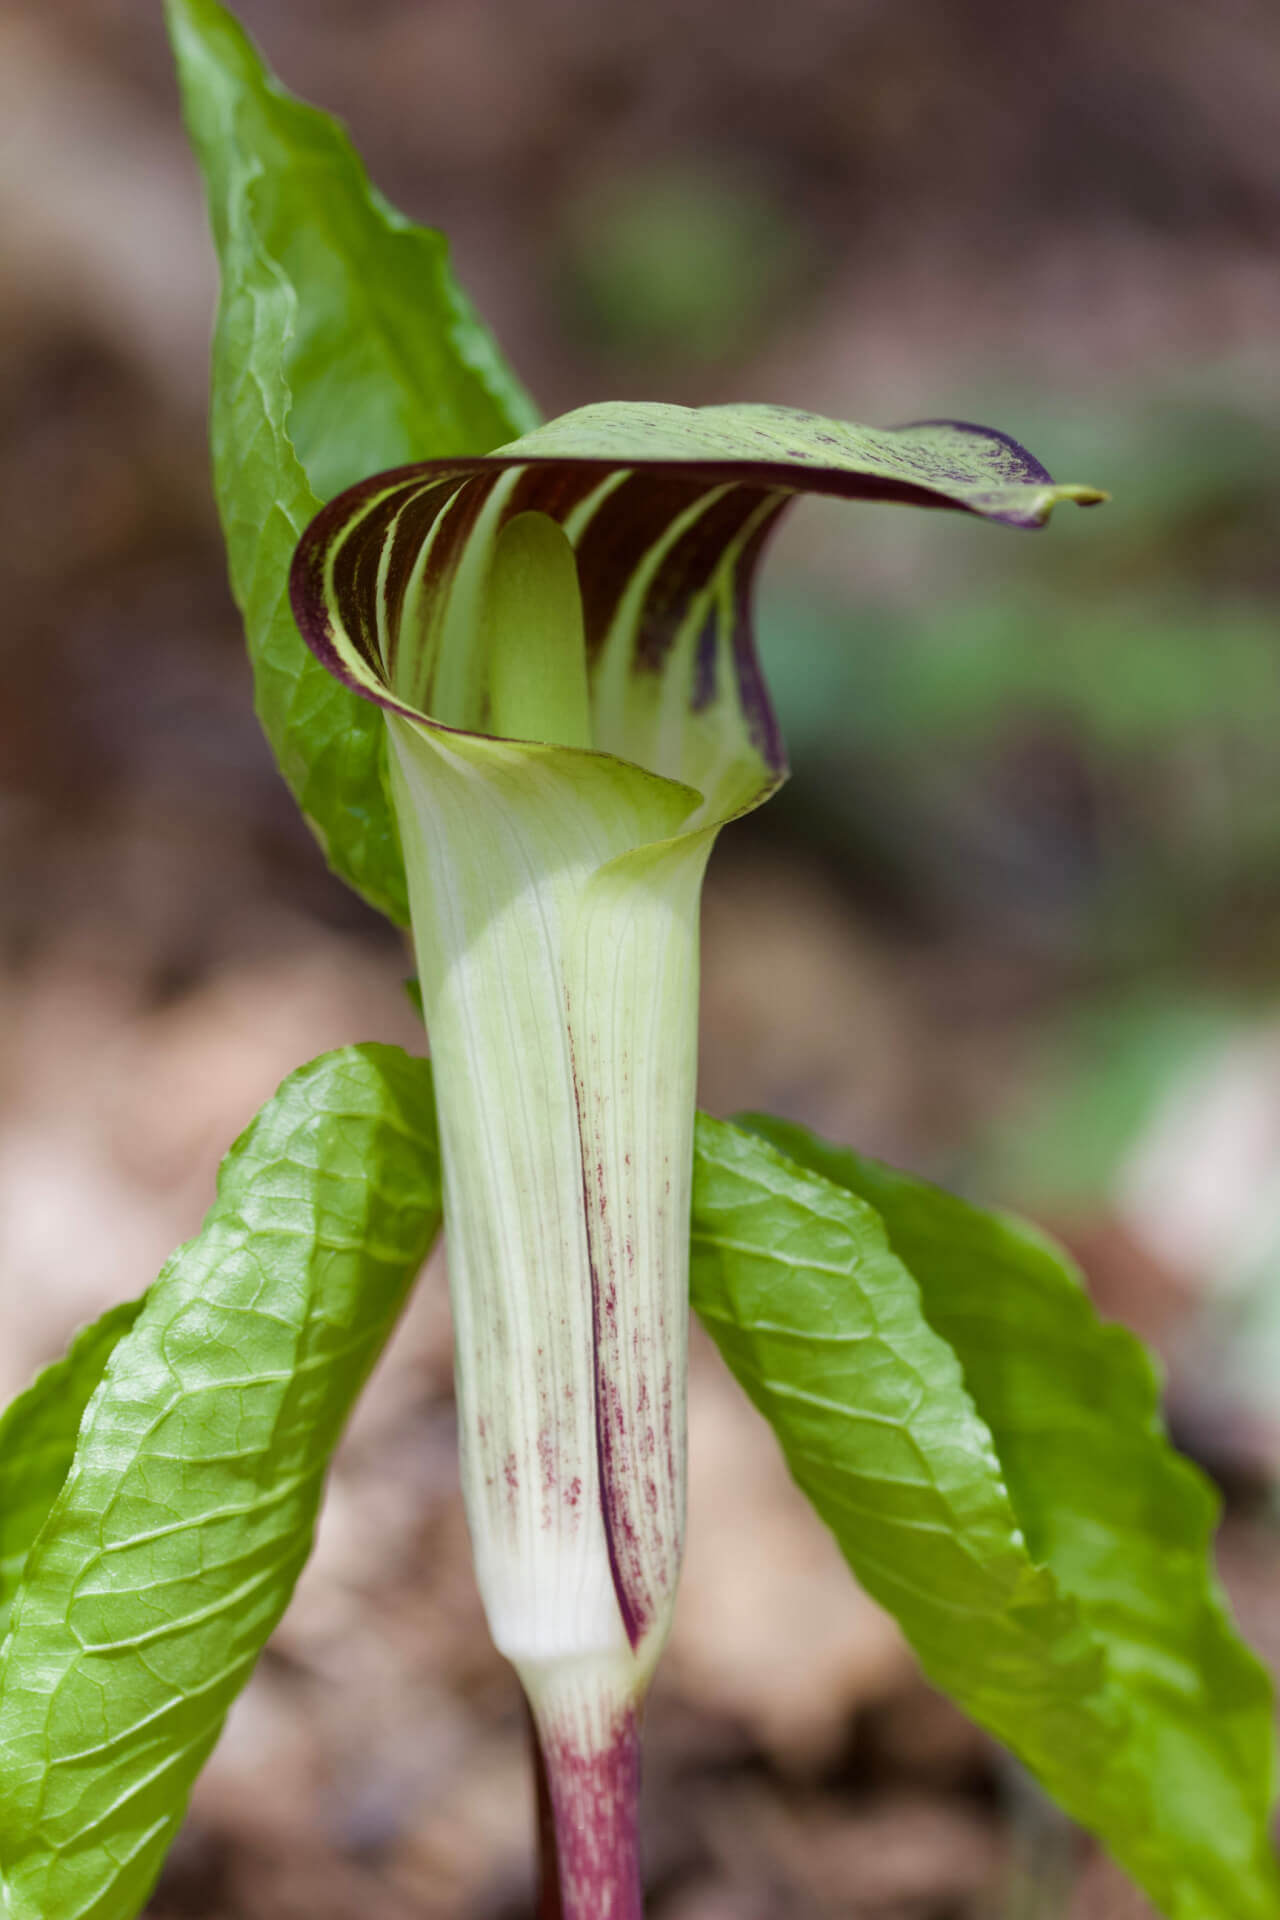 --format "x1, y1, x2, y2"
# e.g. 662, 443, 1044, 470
290, 401, 1103, 1916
